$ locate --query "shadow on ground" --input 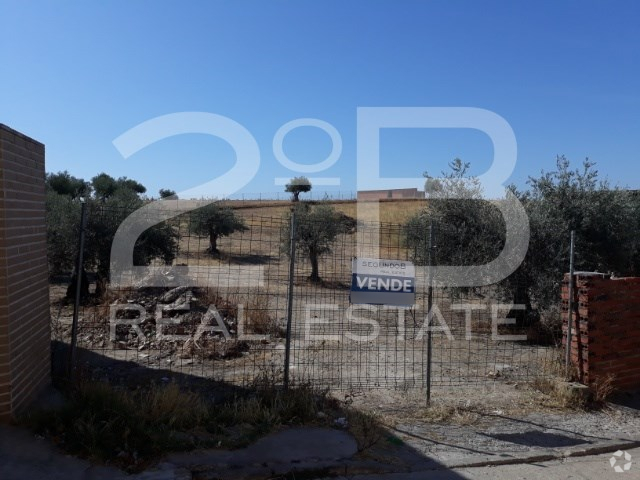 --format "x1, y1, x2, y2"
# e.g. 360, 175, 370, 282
482, 431, 587, 448
41, 341, 470, 479
30, 342, 639, 479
